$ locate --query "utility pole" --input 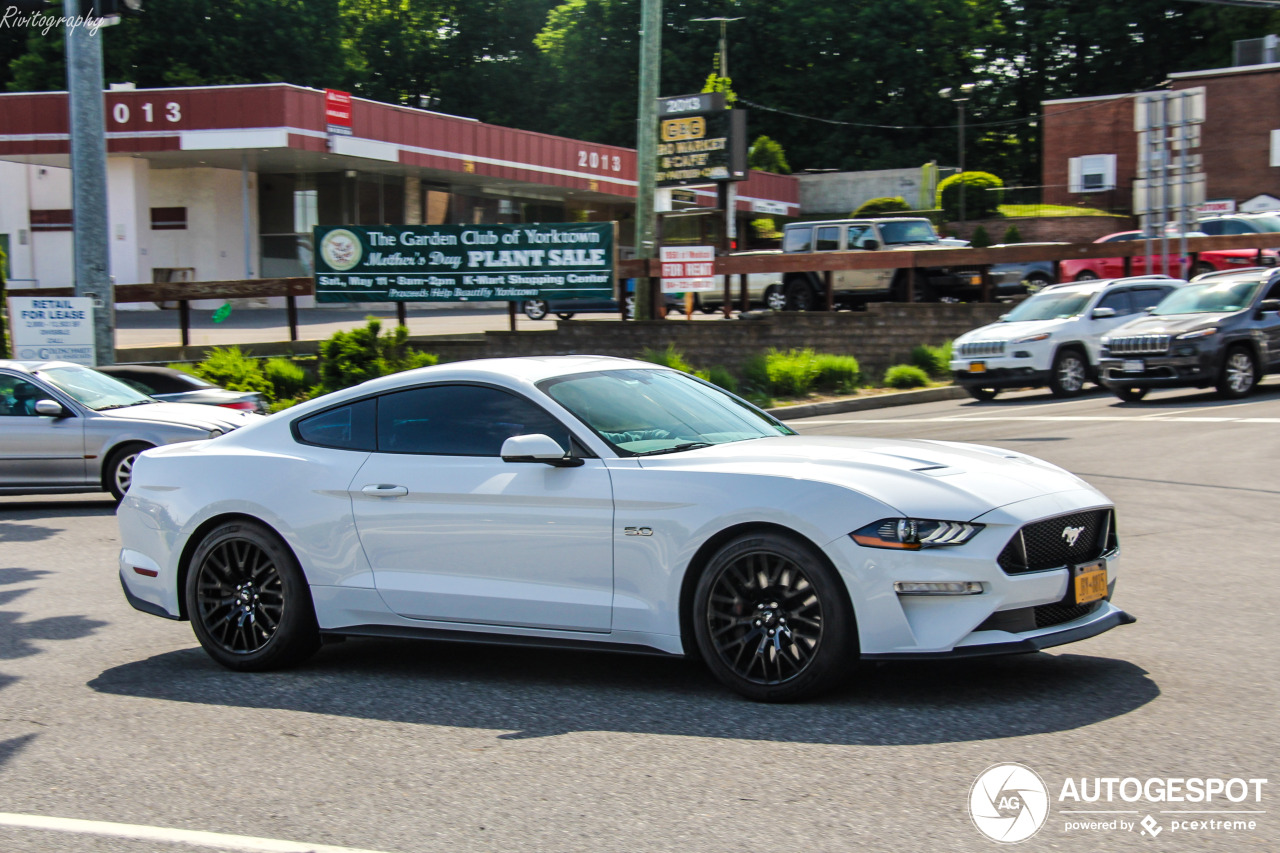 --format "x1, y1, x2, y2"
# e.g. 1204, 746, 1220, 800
65, 0, 114, 364
633, 0, 661, 320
